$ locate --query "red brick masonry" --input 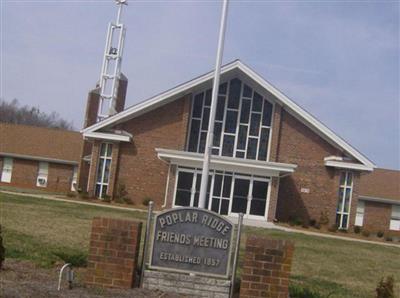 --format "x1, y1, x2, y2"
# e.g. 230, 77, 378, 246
85, 217, 142, 289
240, 236, 294, 298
